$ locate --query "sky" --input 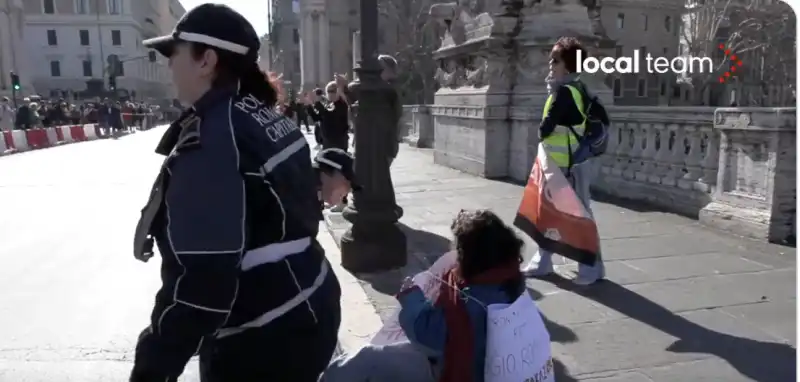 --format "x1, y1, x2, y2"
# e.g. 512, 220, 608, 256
179, 0, 270, 37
